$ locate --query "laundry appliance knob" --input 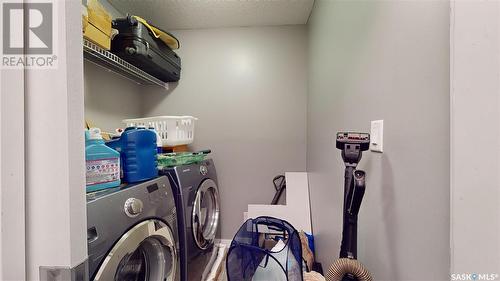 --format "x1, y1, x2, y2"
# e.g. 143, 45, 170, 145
124, 198, 143, 218
200, 165, 208, 175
